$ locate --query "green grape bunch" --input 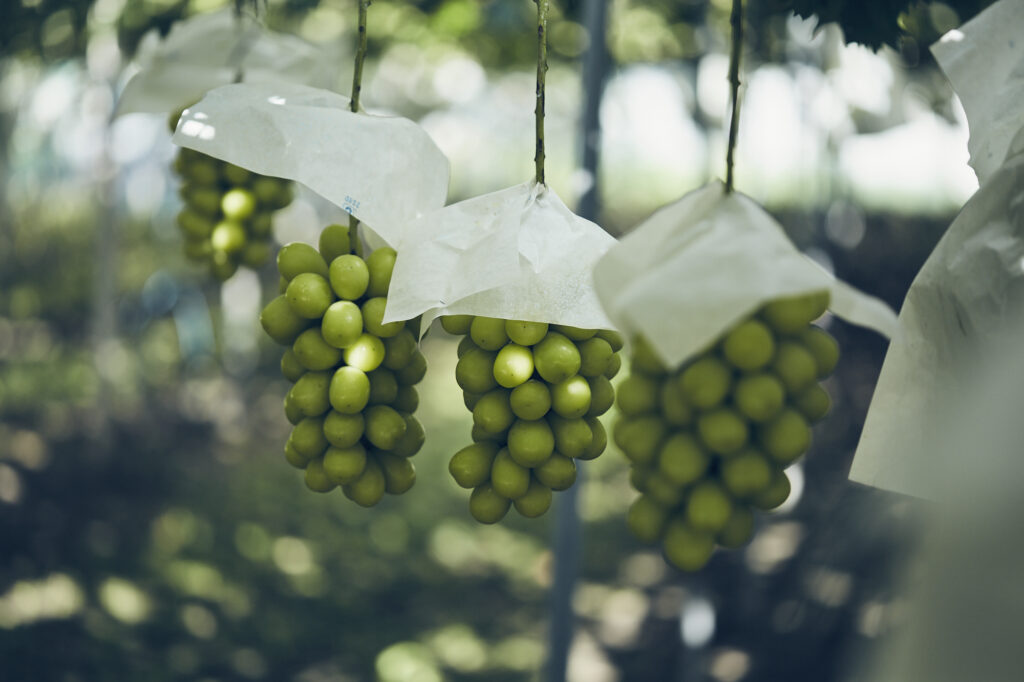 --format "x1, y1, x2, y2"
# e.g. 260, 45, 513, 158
168, 109, 294, 281
443, 316, 624, 523
259, 224, 427, 507
615, 291, 839, 572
